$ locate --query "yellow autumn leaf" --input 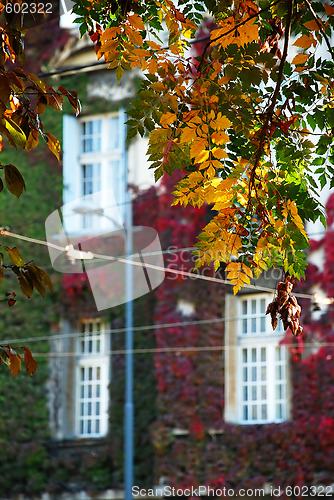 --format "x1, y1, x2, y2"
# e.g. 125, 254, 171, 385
195, 149, 210, 164
226, 262, 253, 295
211, 131, 230, 145
160, 112, 177, 128
218, 76, 231, 85
291, 53, 310, 66
212, 147, 228, 159
287, 200, 307, 238
239, 20, 259, 45
190, 138, 208, 159
187, 171, 204, 187
207, 164, 216, 179
150, 81, 166, 92
212, 113, 232, 130
180, 126, 196, 143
